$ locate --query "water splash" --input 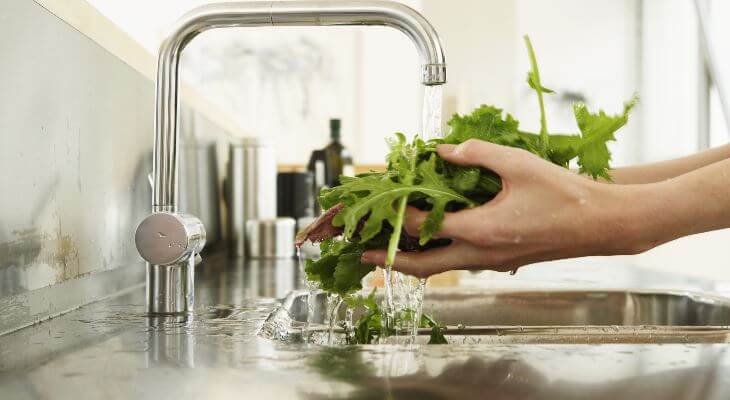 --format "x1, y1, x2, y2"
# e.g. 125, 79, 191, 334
297, 246, 318, 344
412, 278, 427, 338
344, 307, 354, 344
326, 294, 342, 345
382, 266, 396, 340
379, 83, 443, 343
